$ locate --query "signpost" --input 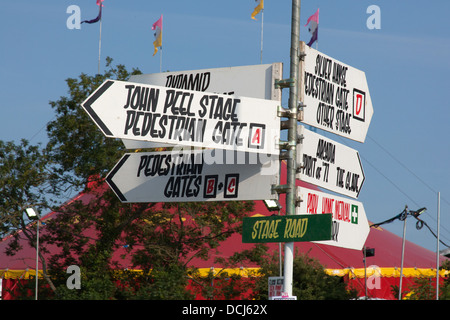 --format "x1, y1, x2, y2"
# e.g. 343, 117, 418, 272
297, 187, 370, 250
242, 214, 332, 243
106, 149, 279, 203
299, 41, 374, 143
82, 80, 280, 155
79, 1, 374, 300
297, 125, 365, 199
